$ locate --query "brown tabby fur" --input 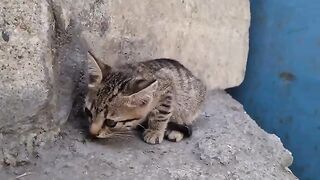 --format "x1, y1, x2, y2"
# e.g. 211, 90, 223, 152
85, 52, 206, 144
